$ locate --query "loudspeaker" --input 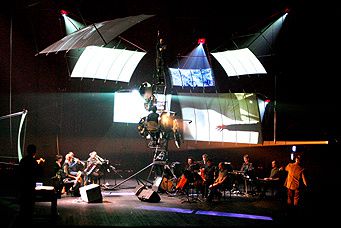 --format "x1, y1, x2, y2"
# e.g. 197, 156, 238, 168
79, 184, 103, 203
136, 188, 161, 203
134, 184, 146, 196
